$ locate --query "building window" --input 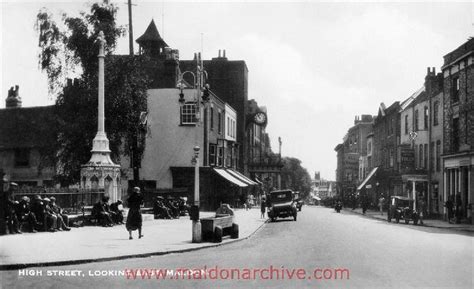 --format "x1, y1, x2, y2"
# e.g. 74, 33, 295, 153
218, 112, 222, 134
419, 144, 423, 168
424, 143, 428, 169
424, 106, 428, 129
452, 76, 460, 103
405, 115, 409, 135
452, 117, 459, 151
430, 142, 434, 171
414, 109, 419, 131
210, 107, 214, 130
389, 148, 394, 168
14, 148, 30, 167
209, 144, 216, 166
433, 101, 439, 126
180, 102, 197, 125
464, 112, 468, 144
436, 140, 441, 172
